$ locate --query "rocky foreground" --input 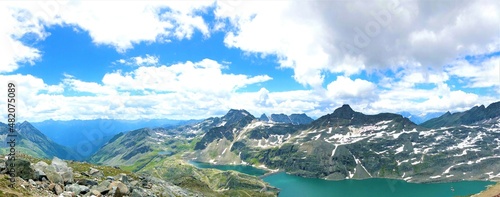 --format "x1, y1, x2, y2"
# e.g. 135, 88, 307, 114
0, 154, 278, 197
